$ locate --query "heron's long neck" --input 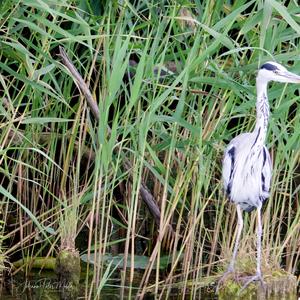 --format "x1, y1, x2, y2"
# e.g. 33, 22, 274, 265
254, 79, 270, 144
